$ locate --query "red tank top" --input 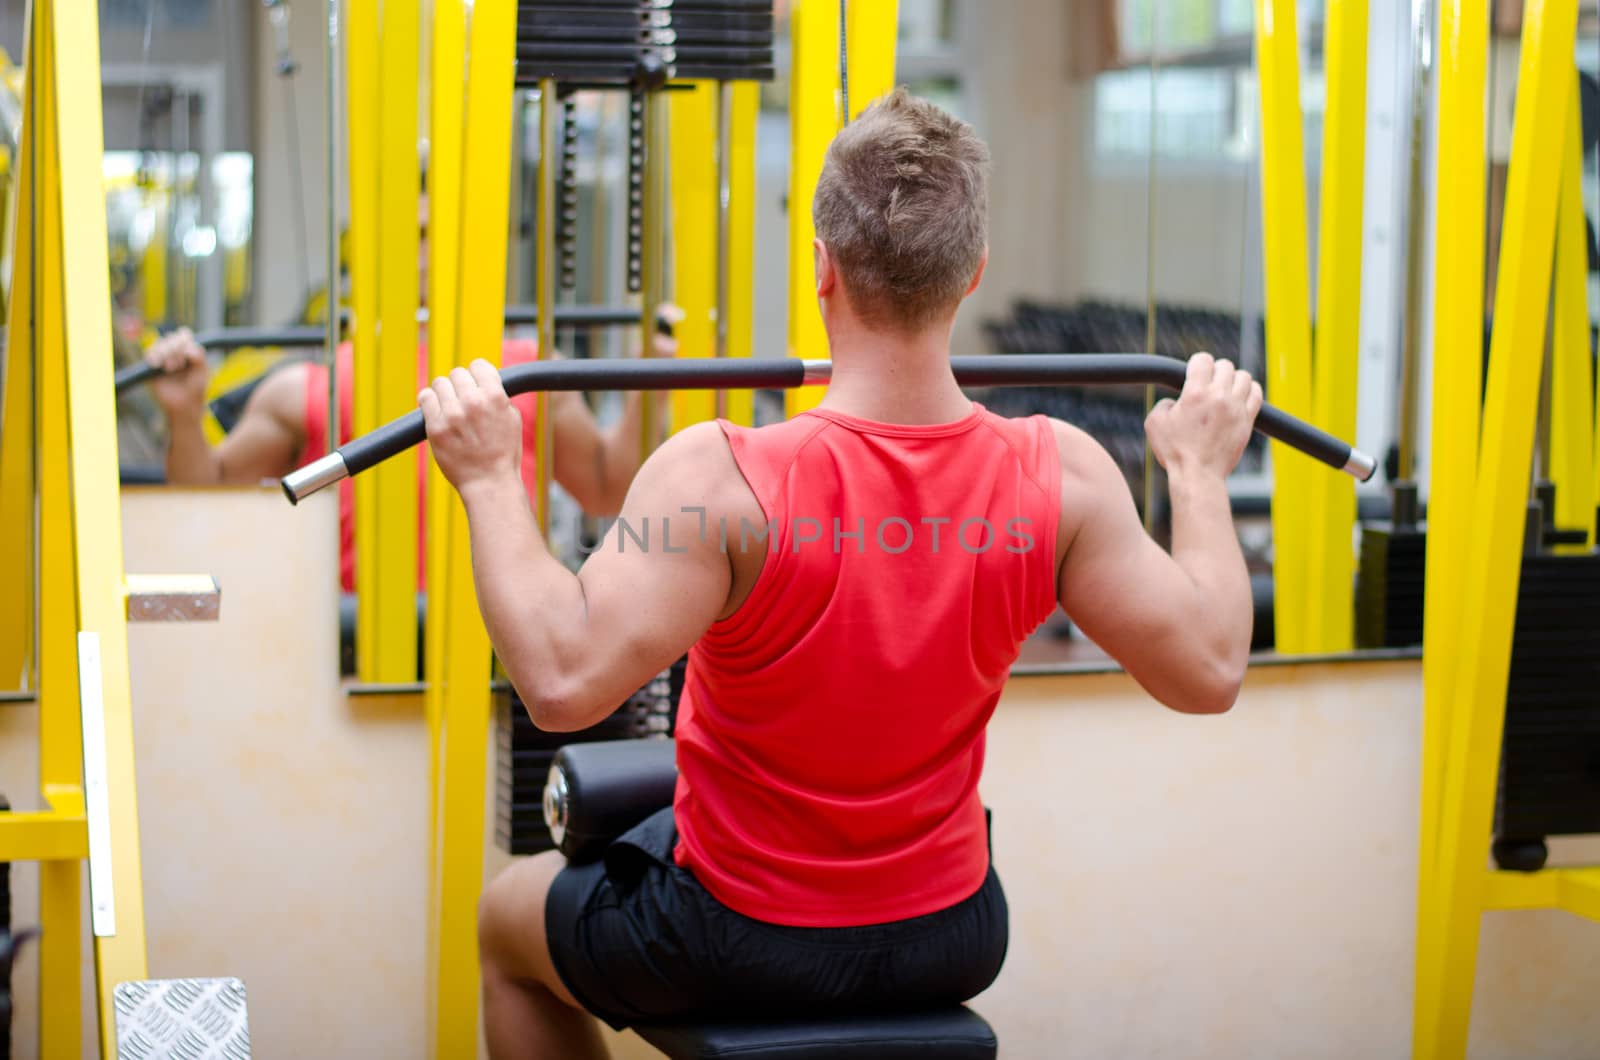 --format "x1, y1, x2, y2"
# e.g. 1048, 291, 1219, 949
672, 403, 1062, 927
300, 339, 543, 592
